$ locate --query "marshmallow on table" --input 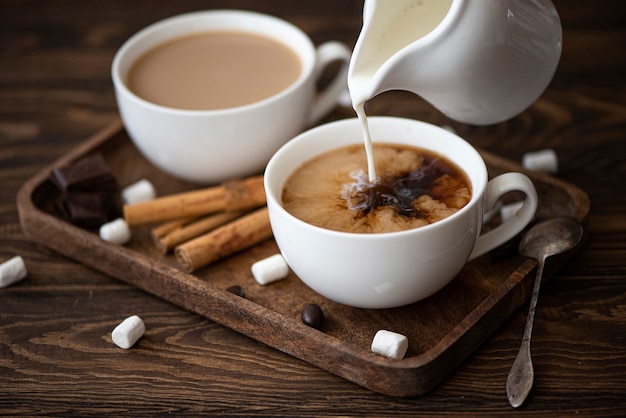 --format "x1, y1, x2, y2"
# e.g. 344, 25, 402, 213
522, 149, 558, 173
112, 315, 145, 349
121, 179, 156, 204
371, 329, 409, 360
251, 253, 289, 285
99, 218, 132, 245
0, 255, 28, 288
